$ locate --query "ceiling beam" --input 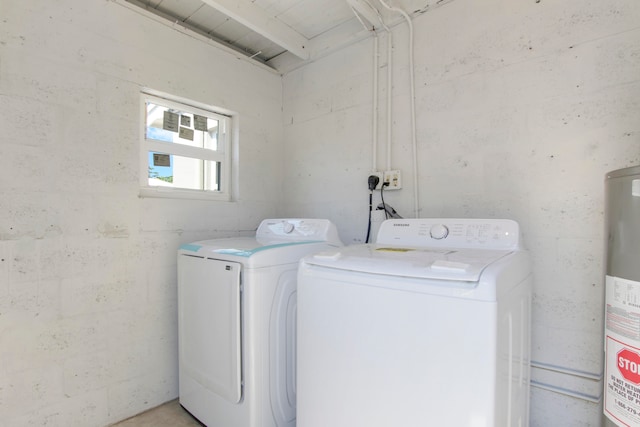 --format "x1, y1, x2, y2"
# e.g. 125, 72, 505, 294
267, 20, 372, 74
345, 0, 380, 29
200, 0, 310, 60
